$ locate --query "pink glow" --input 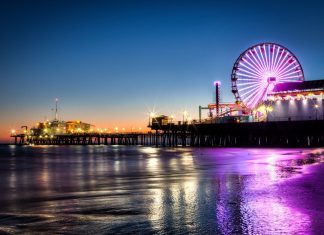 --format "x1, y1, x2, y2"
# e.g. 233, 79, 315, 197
214, 81, 221, 86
